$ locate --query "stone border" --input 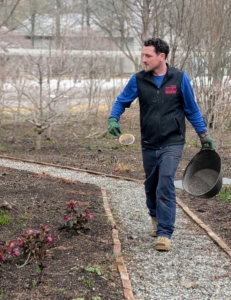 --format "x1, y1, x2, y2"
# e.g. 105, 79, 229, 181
1, 155, 231, 297
177, 197, 231, 258
101, 191, 231, 300
101, 187, 135, 300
